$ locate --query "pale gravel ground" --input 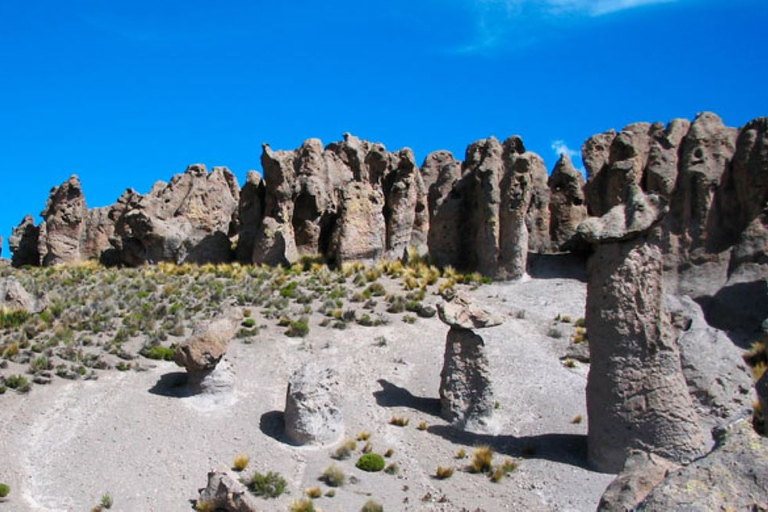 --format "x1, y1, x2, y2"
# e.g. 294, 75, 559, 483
0, 273, 614, 512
